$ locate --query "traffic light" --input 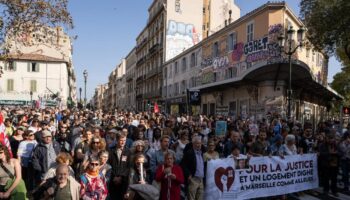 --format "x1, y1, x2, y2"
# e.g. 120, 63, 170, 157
343, 107, 350, 115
